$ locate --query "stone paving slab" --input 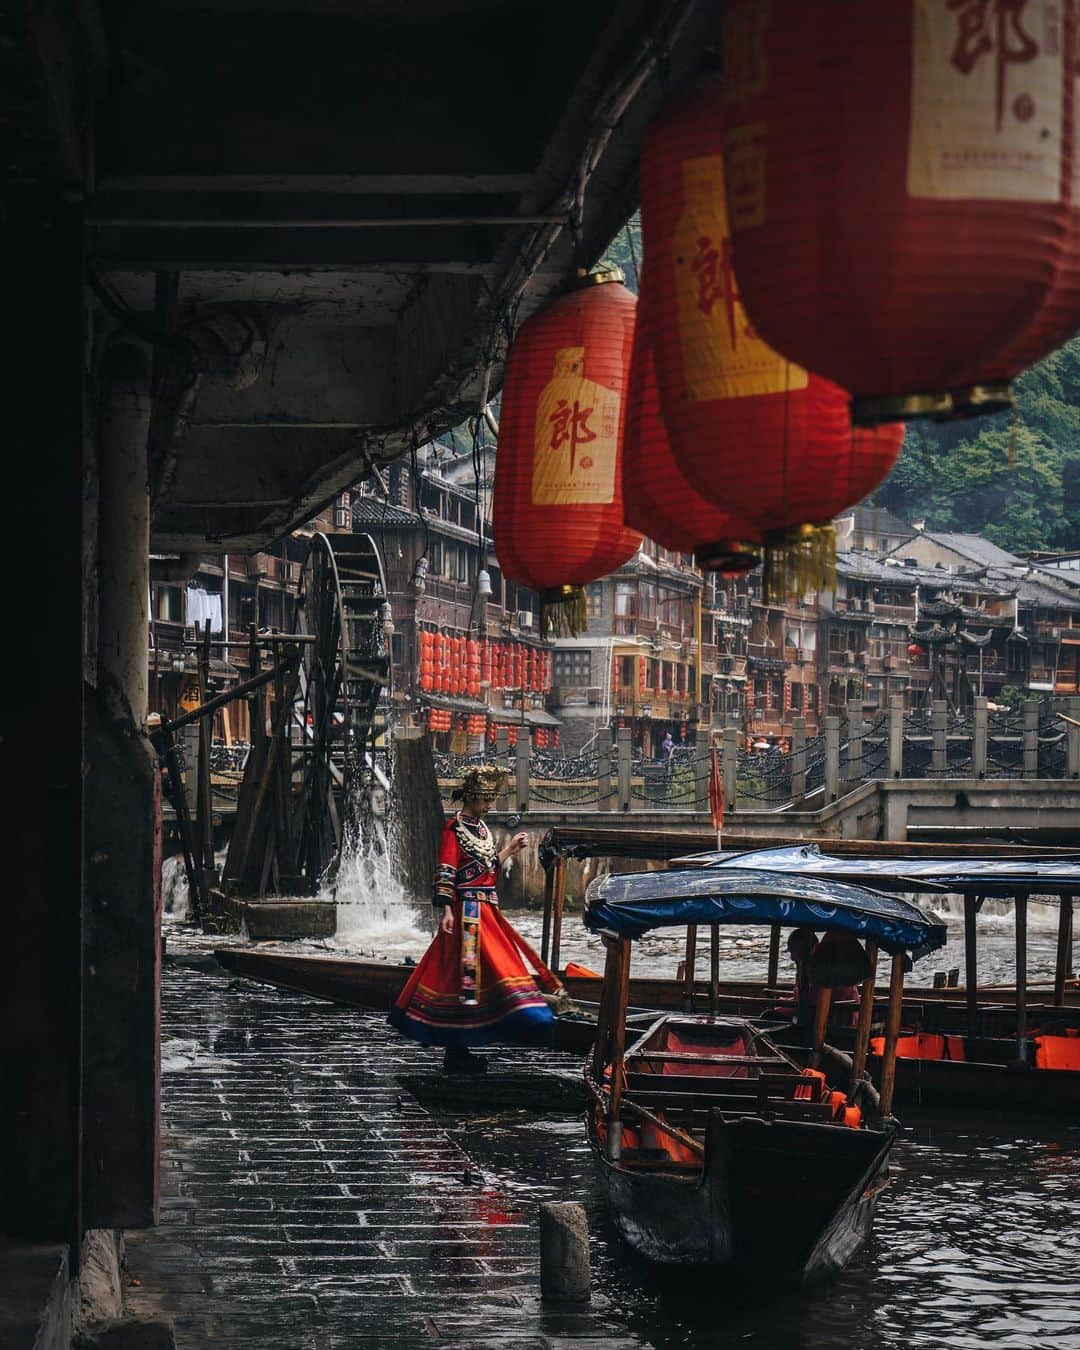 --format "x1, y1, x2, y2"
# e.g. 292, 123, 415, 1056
125, 966, 642, 1348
